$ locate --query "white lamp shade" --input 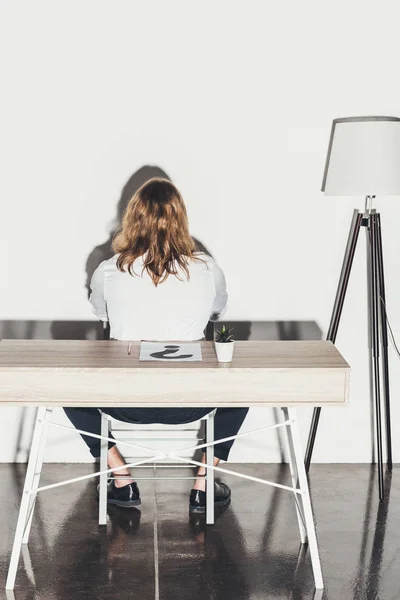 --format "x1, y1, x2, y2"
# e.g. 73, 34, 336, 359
322, 116, 400, 196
